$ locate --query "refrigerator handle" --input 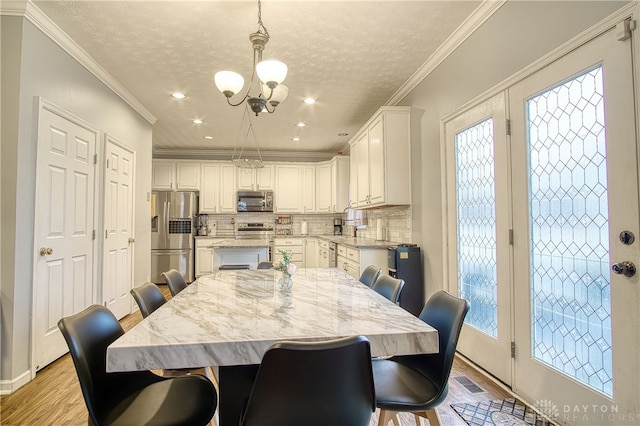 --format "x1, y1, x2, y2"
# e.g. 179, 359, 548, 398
164, 201, 169, 247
